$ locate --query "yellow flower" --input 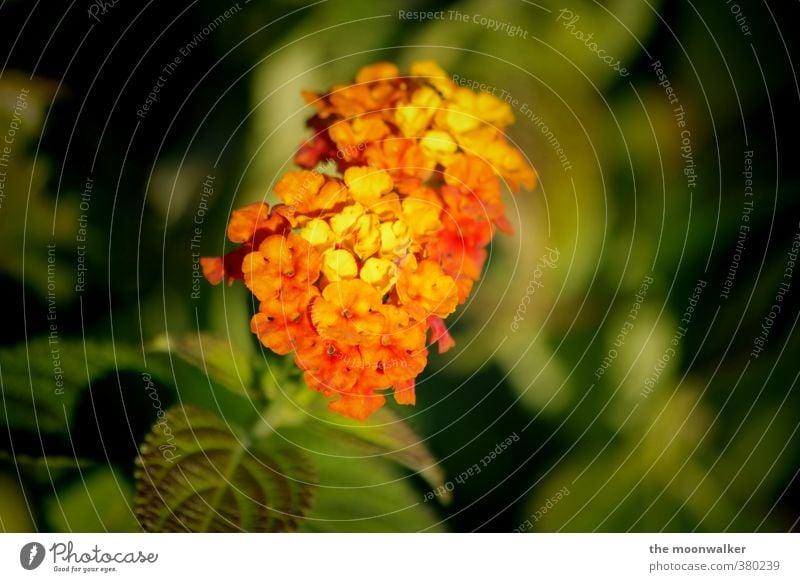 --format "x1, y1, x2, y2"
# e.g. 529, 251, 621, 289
436, 88, 515, 136
483, 139, 538, 191
395, 86, 442, 137
359, 257, 397, 295
355, 62, 400, 83
353, 214, 382, 259
411, 60, 455, 98
321, 248, 358, 282
329, 203, 365, 238
438, 89, 482, 134
369, 192, 403, 222
300, 218, 335, 250
344, 166, 394, 207
474, 91, 515, 127
402, 197, 441, 238
380, 220, 412, 258
420, 130, 458, 164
